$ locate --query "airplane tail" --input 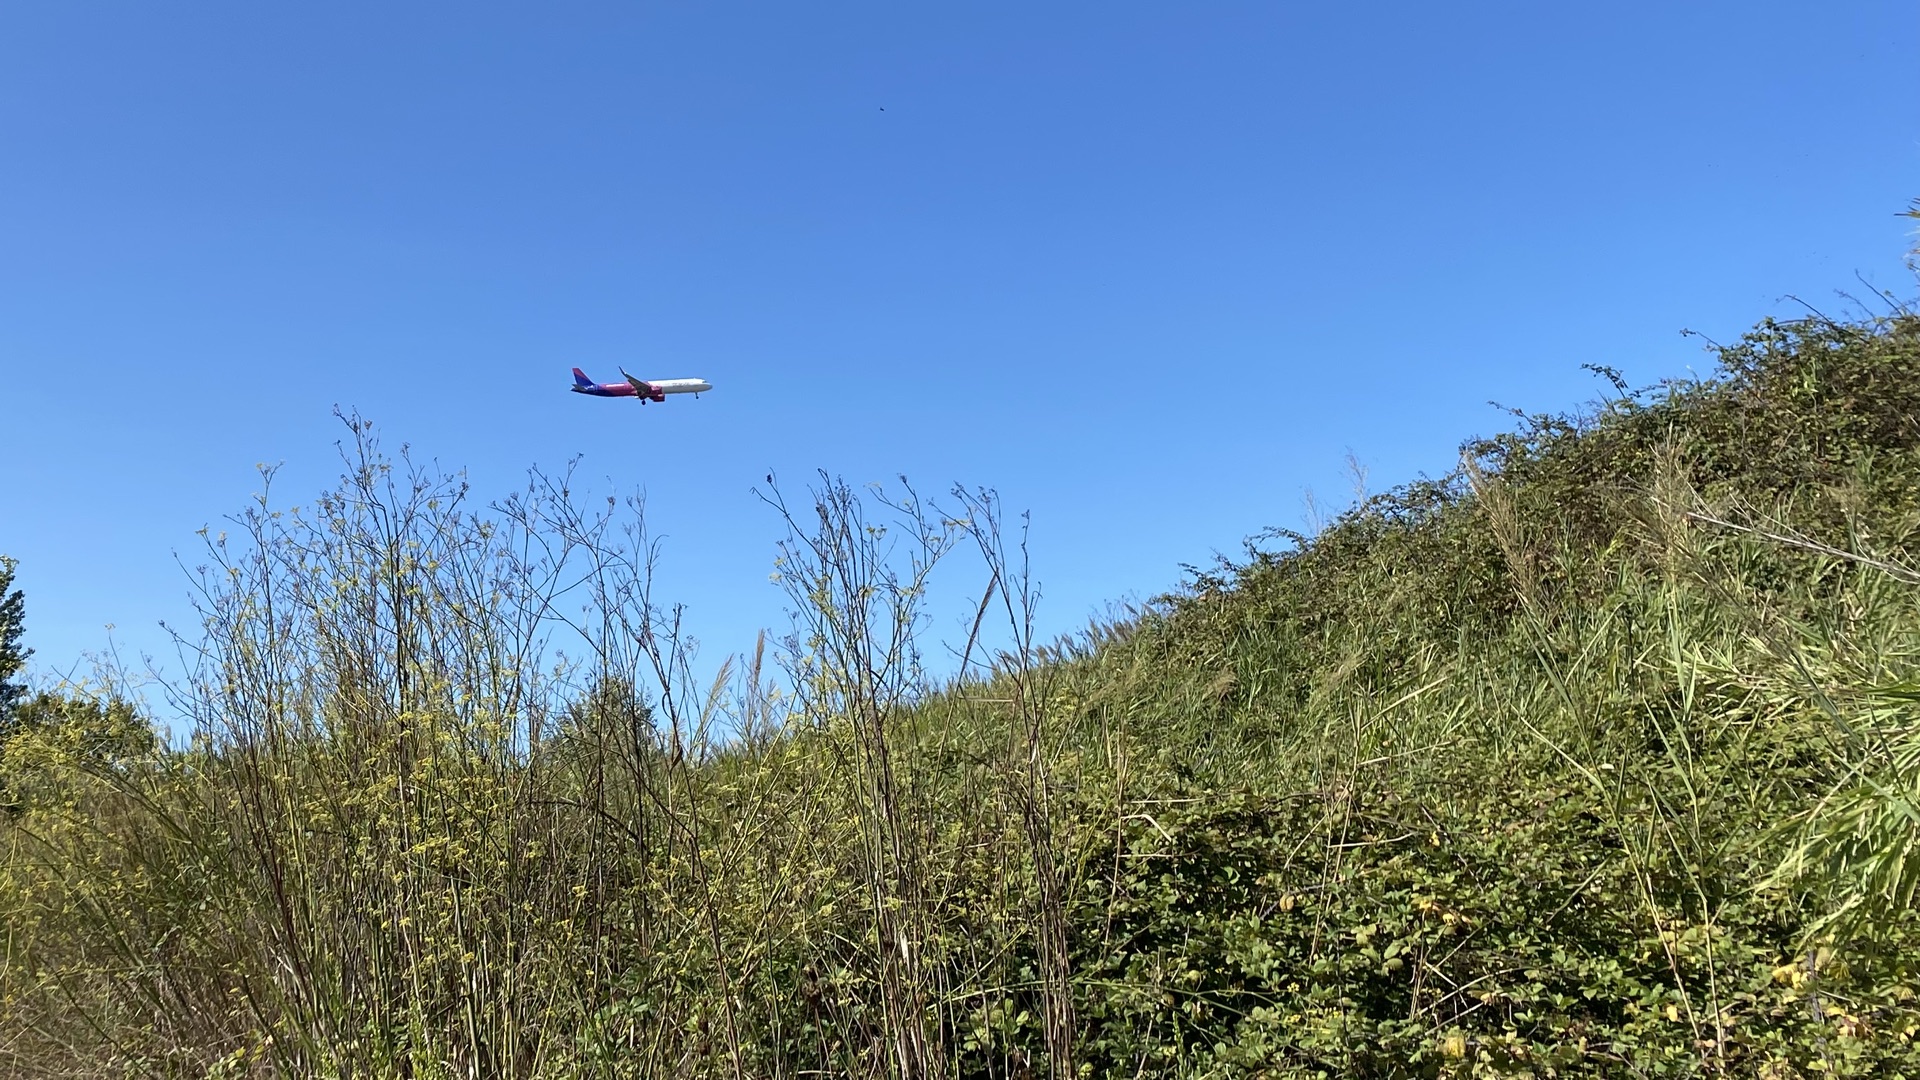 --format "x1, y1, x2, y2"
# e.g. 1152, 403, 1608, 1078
571, 367, 595, 387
